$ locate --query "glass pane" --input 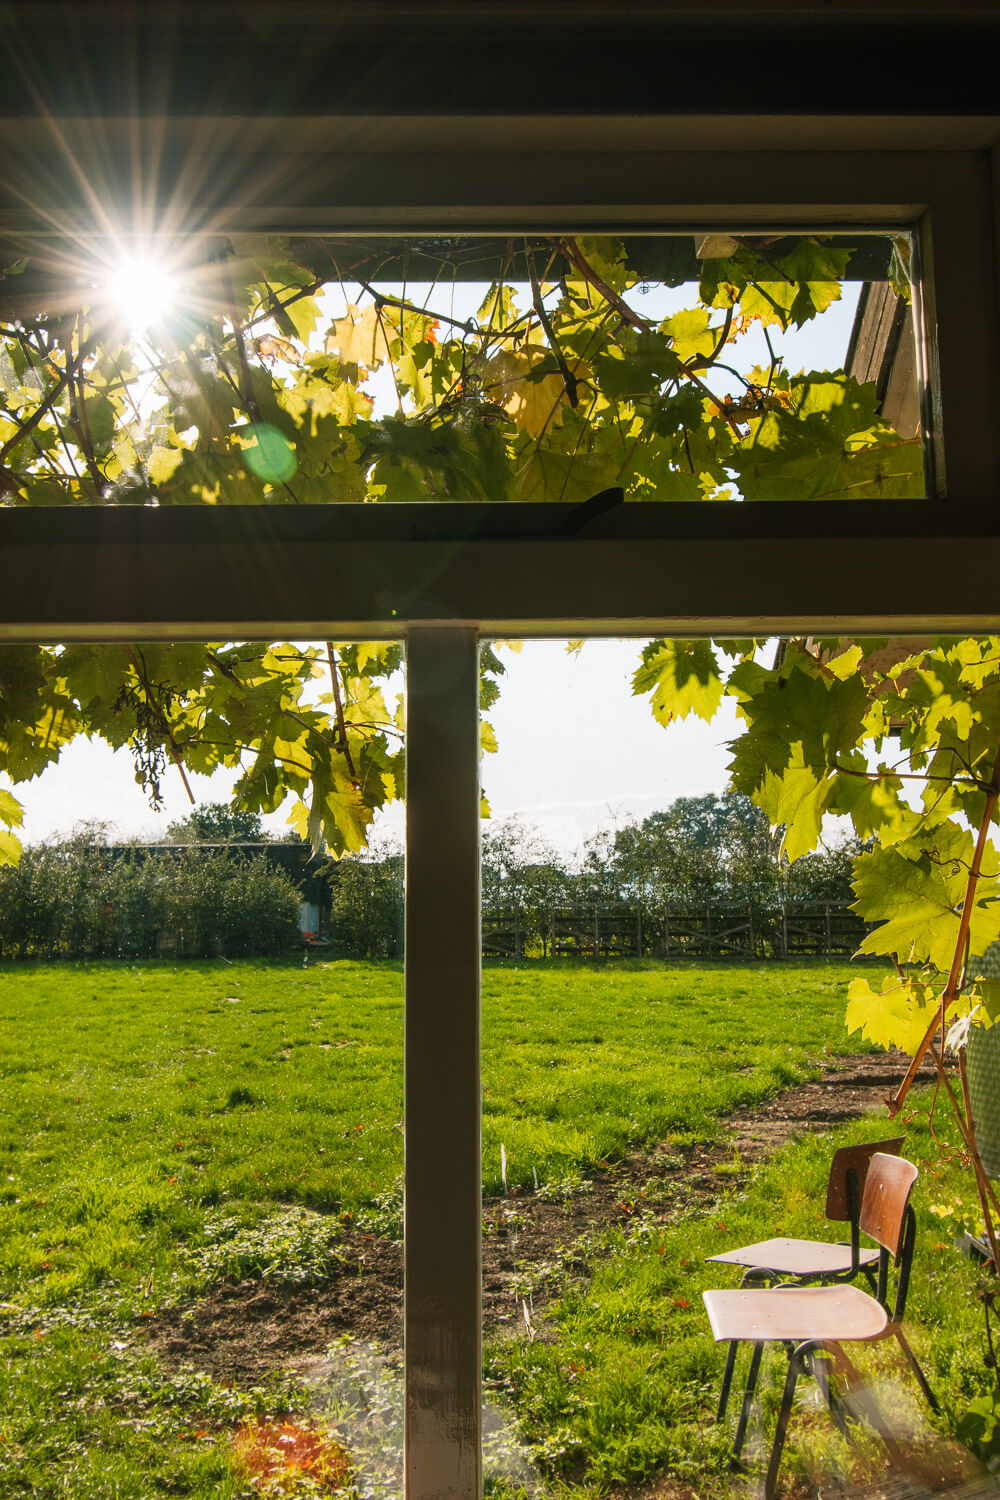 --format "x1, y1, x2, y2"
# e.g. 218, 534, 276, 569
477, 633, 976, 1497
0, 231, 925, 506
0, 636, 406, 1496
